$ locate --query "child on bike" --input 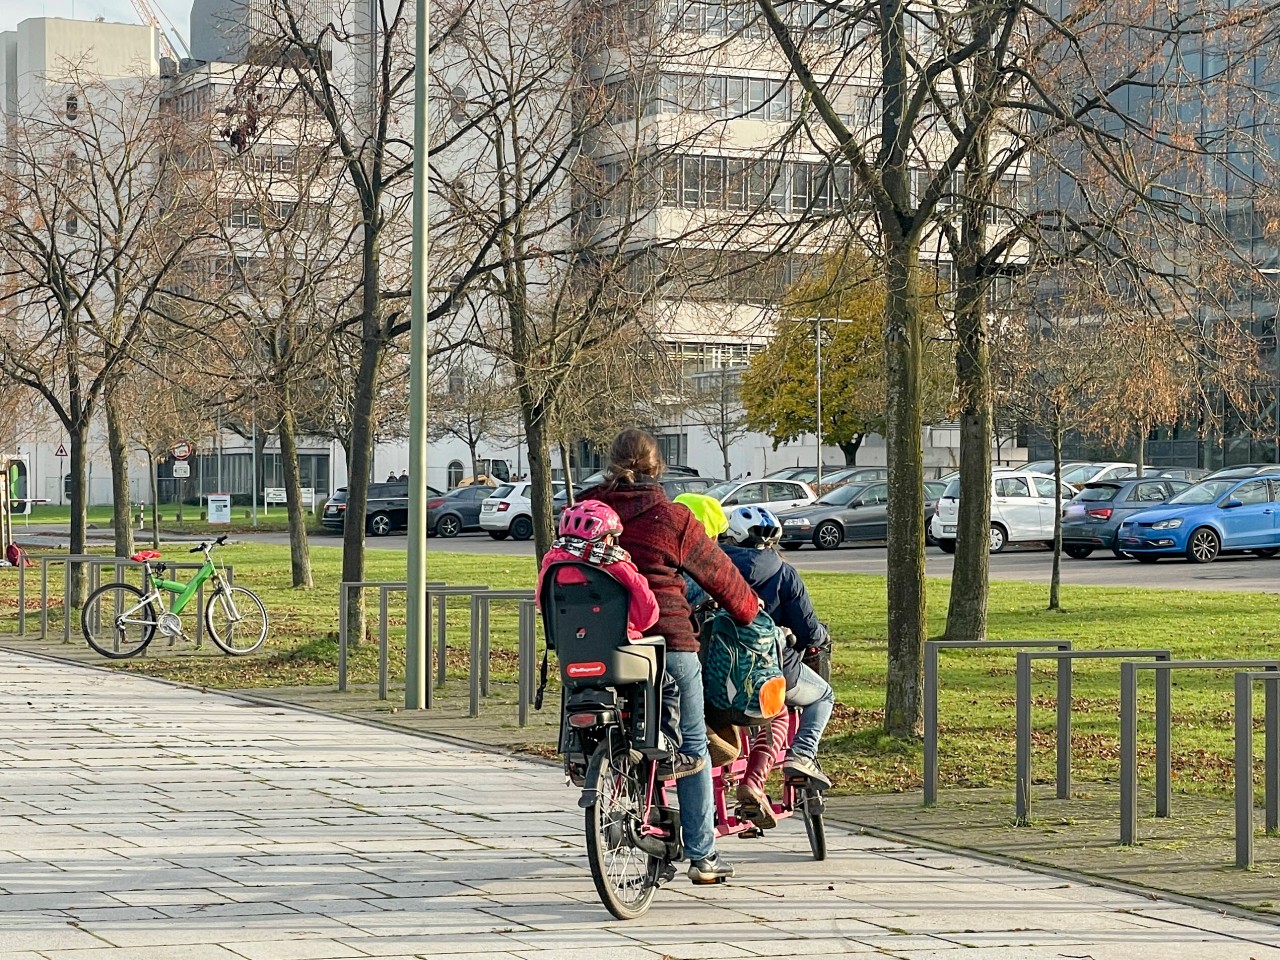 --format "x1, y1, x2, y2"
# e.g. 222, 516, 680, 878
676, 495, 835, 829
536, 500, 702, 782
